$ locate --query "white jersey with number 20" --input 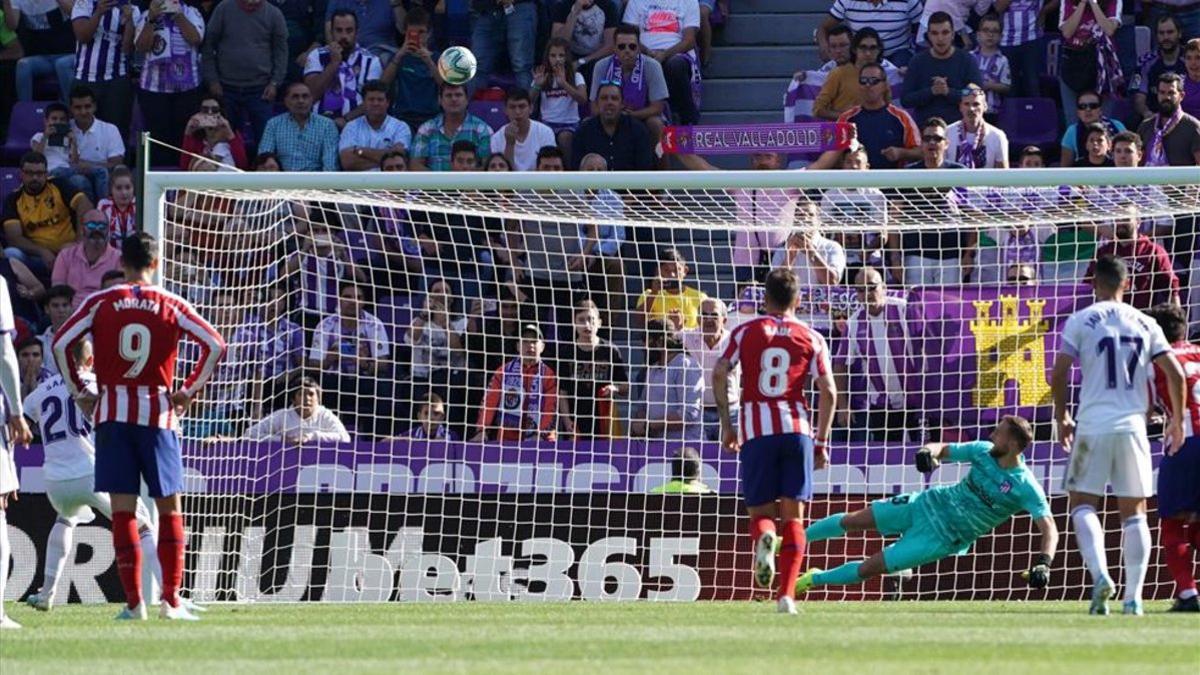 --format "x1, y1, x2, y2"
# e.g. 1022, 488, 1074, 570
1061, 300, 1171, 434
